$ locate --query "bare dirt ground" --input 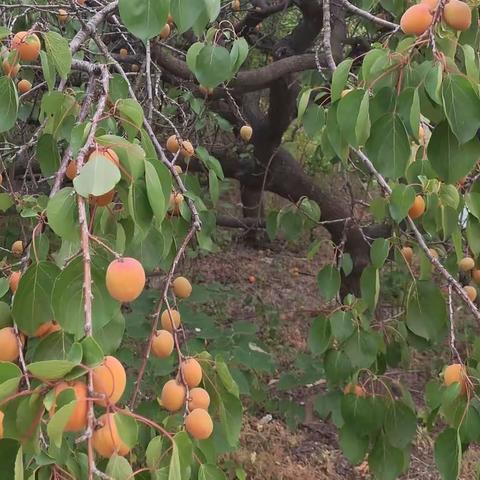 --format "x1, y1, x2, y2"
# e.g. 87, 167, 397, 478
182, 231, 480, 480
